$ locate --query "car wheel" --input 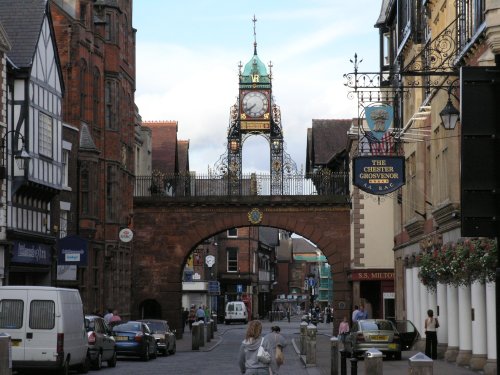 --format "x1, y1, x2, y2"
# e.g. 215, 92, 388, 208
77, 353, 90, 374
107, 351, 117, 368
395, 351, 402, 360
225, 320, 229, 325
91, 352, 102, 370
151, 344, 157, 359
142, 345, 150, 361
58, 359, 69, 375
168, 342, 176, 355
